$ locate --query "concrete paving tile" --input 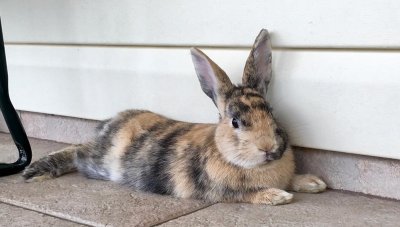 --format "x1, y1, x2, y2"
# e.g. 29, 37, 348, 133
0, 202, 83, 227
160, 191, 400, 227
0, 132, 69, 164
295, 147, 400, 200
0, 113, 10, 133
0, 133, 211, 227
20, 111, 99, 144
0, 133, 19, 163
